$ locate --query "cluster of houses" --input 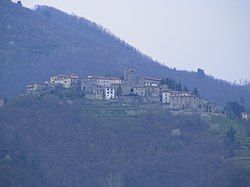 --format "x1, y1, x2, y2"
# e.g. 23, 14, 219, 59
26, 68, 219, 113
